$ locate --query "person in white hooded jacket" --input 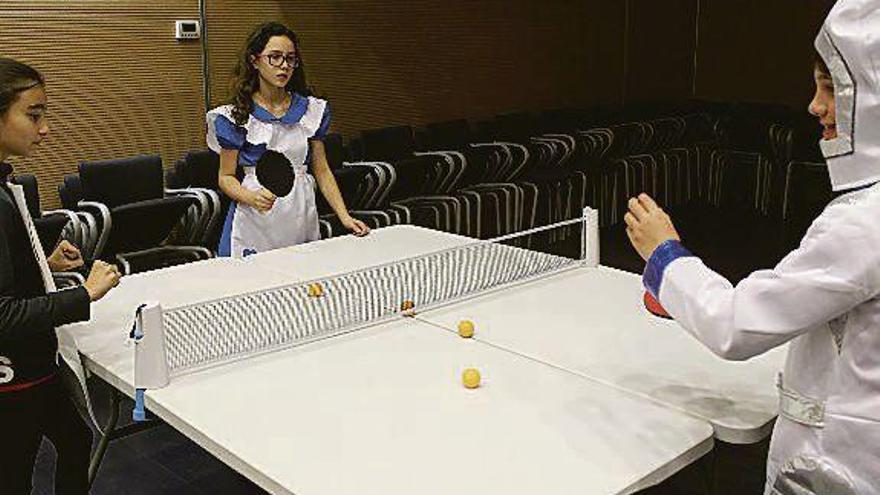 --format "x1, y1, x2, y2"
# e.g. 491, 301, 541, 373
624, 1, 880, 493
